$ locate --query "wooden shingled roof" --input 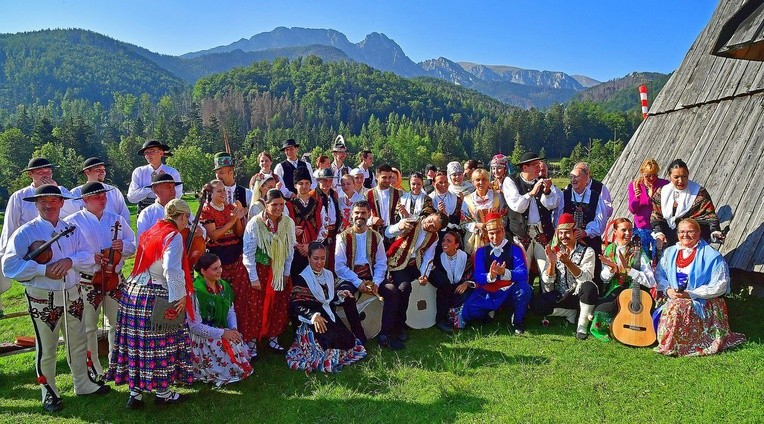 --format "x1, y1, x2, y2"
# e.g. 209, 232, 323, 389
602, 0, 764, 272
